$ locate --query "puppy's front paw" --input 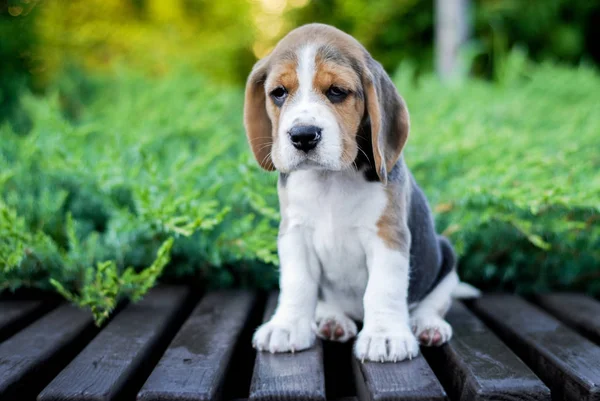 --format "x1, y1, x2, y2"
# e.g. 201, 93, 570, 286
316, 314, 357, 342
253, 319, 316, 353
354, 325, 419, 363
410, 313, 452, 347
